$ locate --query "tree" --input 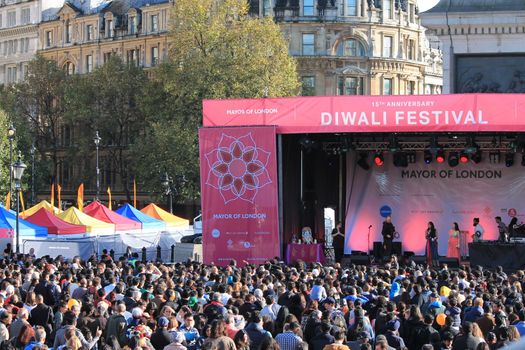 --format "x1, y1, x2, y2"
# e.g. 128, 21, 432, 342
64, 57, 153, 201
131, 0, 300, 201
1, 55, 68, 187
0, 109, 14, 196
